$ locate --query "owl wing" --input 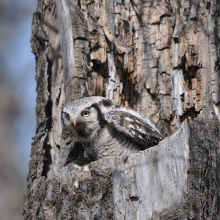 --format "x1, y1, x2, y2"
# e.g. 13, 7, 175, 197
104, 106, 163, 147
